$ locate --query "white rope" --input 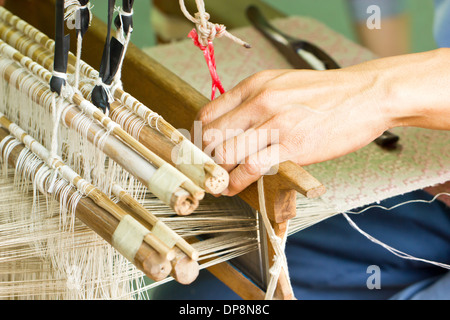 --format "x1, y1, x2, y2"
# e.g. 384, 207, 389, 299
257, 177, 293, 300
95, 77, 114, 104
178, 0, 250, 48
343, 192, 450, 270
74, 32, 83, 90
